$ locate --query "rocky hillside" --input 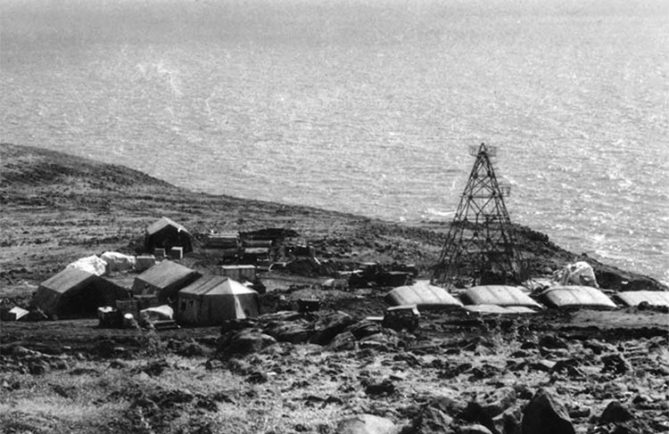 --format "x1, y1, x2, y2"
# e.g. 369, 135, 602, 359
0, 142, 665, 293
